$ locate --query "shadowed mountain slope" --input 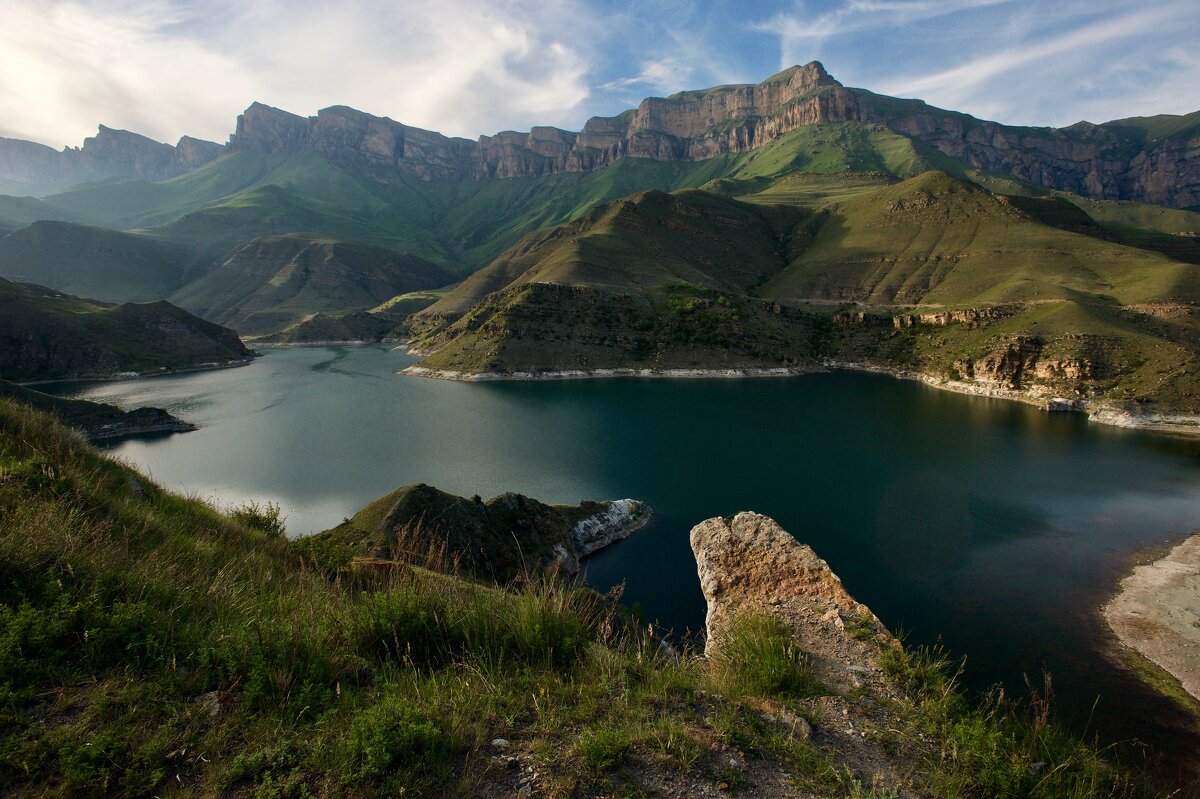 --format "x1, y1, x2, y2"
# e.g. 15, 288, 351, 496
167, 234, 453, 336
